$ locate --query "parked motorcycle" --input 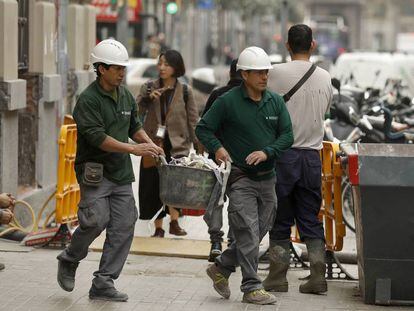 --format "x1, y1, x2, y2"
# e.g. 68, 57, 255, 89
325, 78, 414, 232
